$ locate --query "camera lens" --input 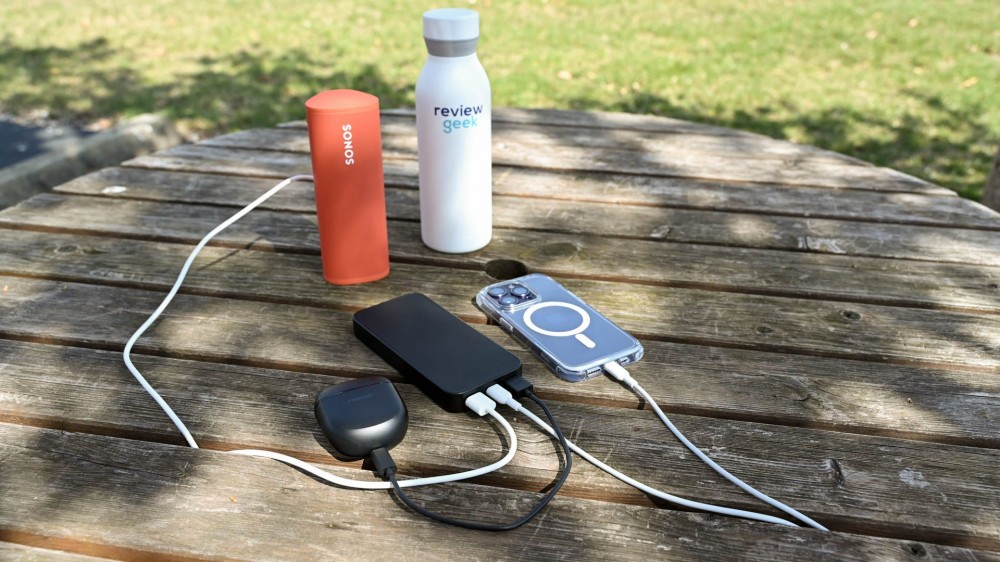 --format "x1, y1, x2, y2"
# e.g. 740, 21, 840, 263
487, 286, 507, 298
499, 295, 519, 306
510, 285, 529, 297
